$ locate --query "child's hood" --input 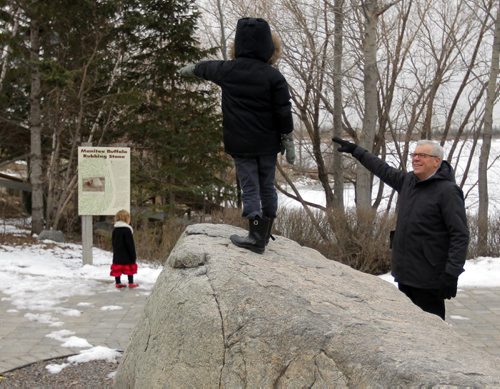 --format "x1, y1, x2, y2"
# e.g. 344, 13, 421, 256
234, 17, 274, 63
